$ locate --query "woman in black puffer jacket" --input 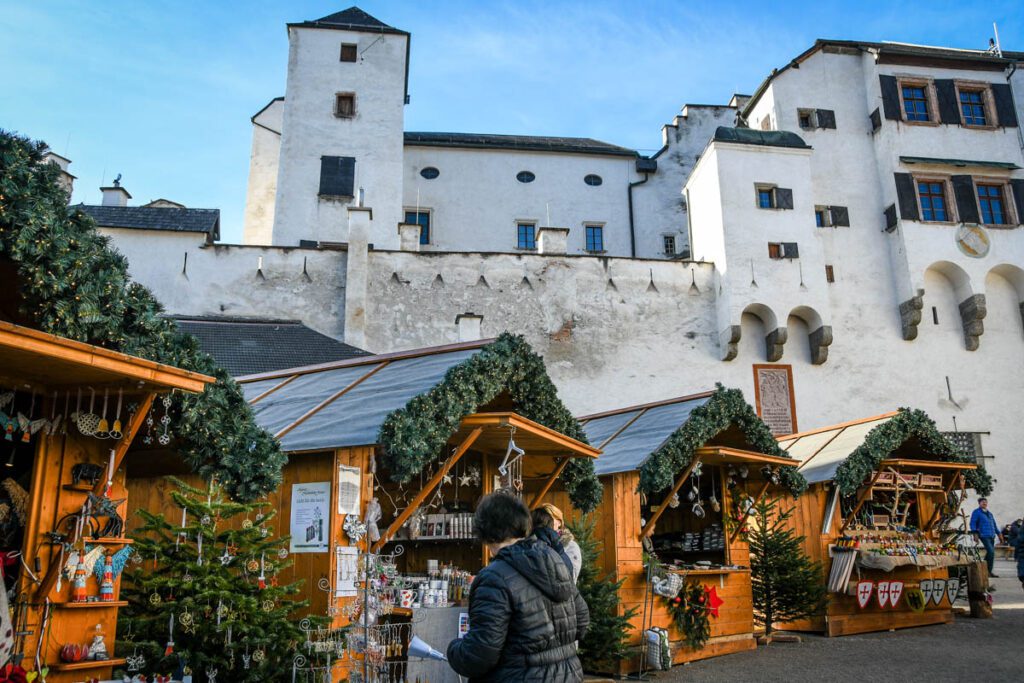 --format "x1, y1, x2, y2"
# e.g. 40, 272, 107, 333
447, 492, 589, 682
